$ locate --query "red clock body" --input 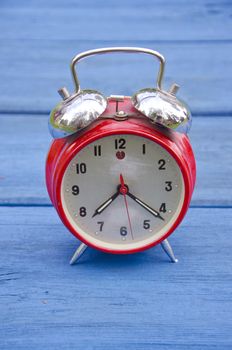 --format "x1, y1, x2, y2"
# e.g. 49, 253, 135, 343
46, 99, 196, 254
